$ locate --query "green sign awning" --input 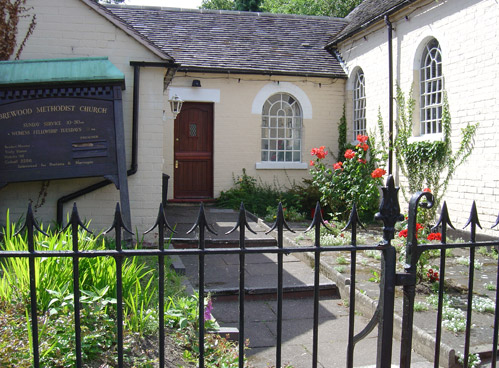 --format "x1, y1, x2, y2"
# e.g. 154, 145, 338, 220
0, 57, 125, 88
